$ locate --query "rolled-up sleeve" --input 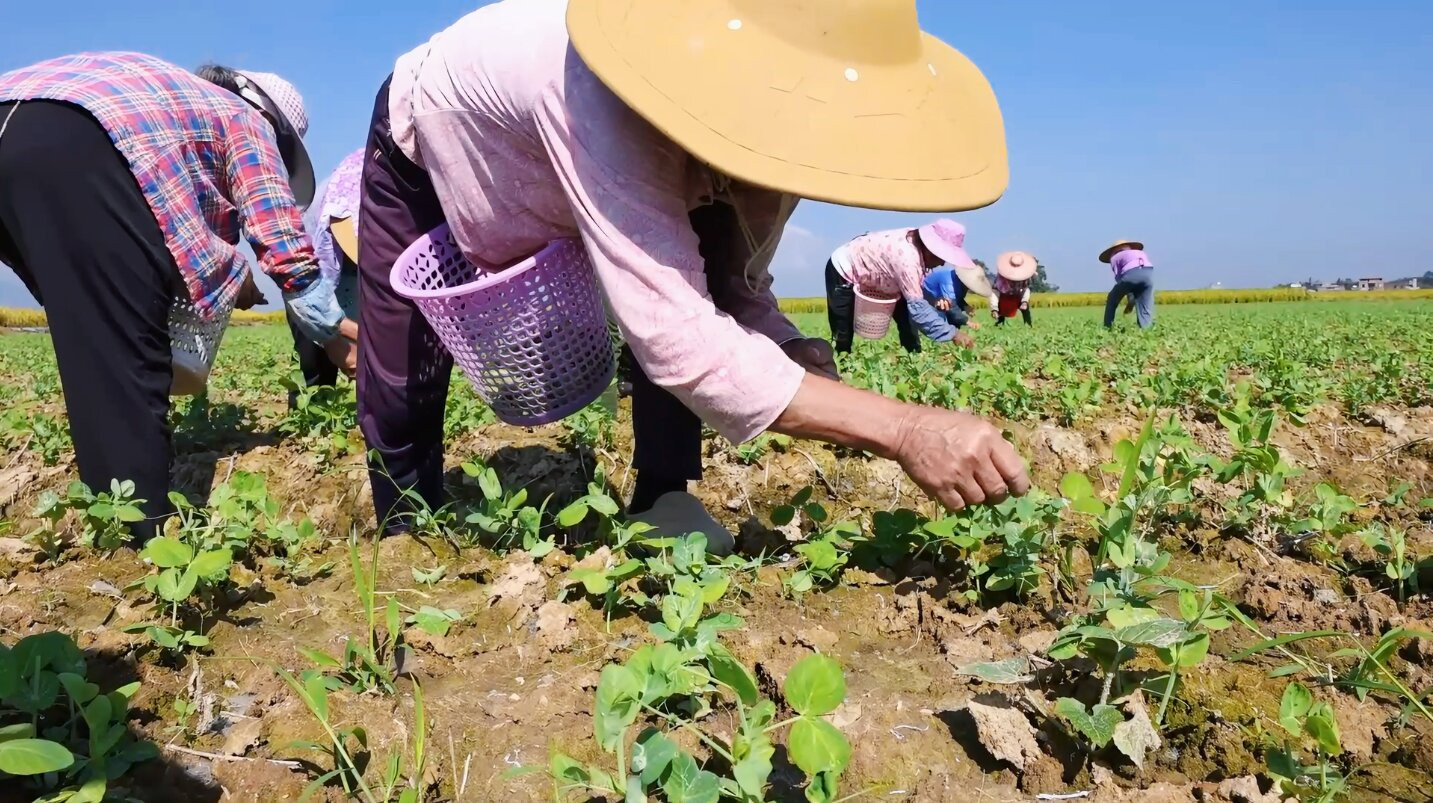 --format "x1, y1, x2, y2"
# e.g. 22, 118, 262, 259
224, 111, 319, 294
535, 68, 804, 443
